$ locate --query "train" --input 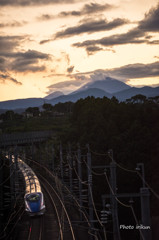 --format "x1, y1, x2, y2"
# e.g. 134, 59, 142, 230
18, 159, 45, 216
